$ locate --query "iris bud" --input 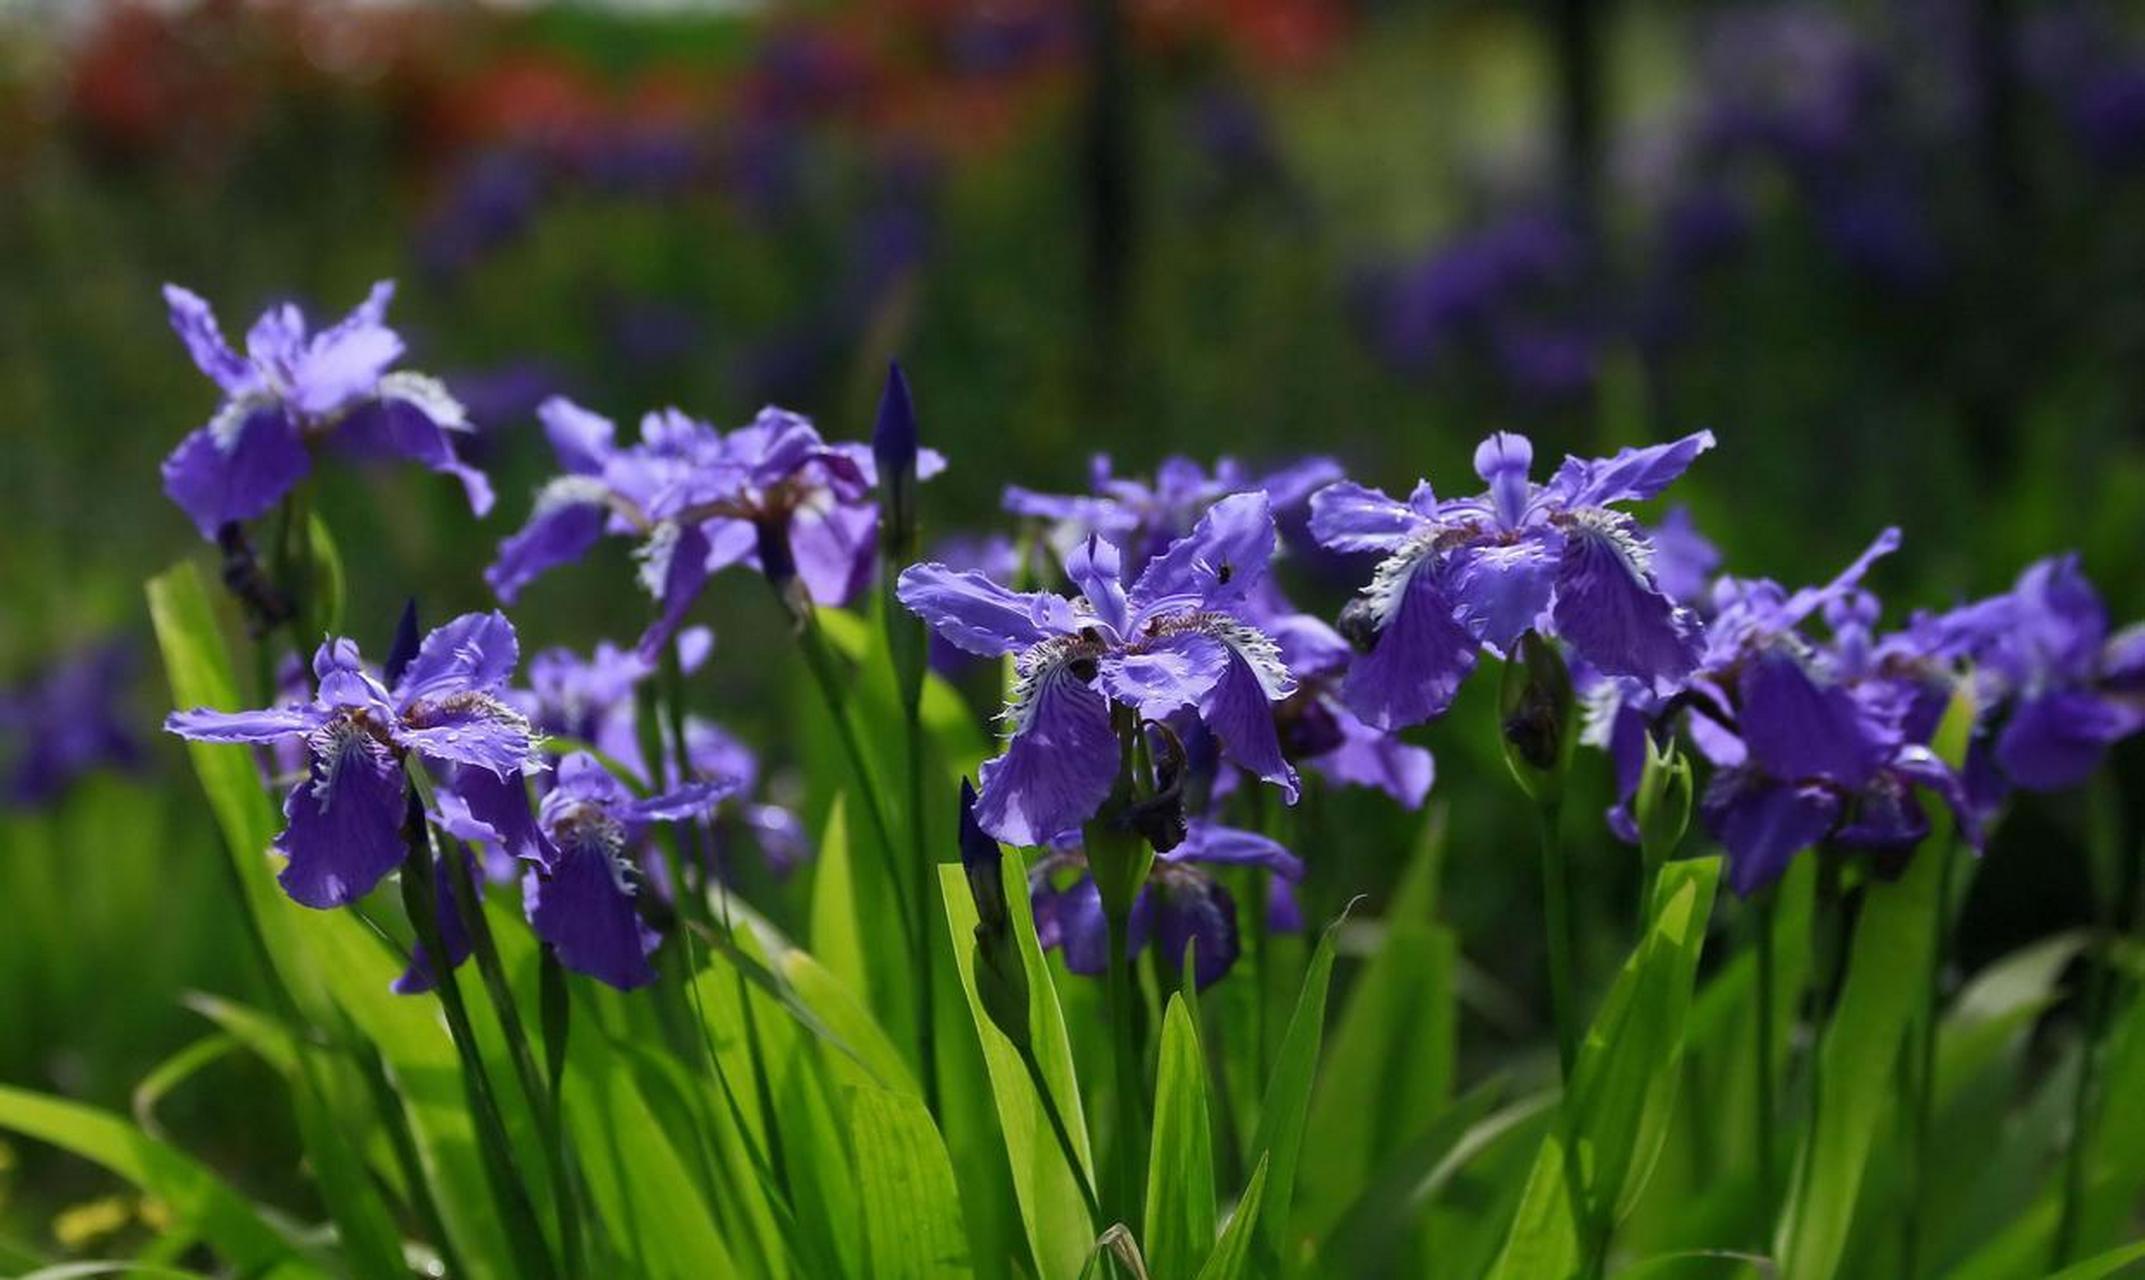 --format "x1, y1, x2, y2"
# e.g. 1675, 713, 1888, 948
872, 362, 919, 561
959, 779, 1031, 1052
1634, 731, 1693, 866
1500, 630, 1575, 804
